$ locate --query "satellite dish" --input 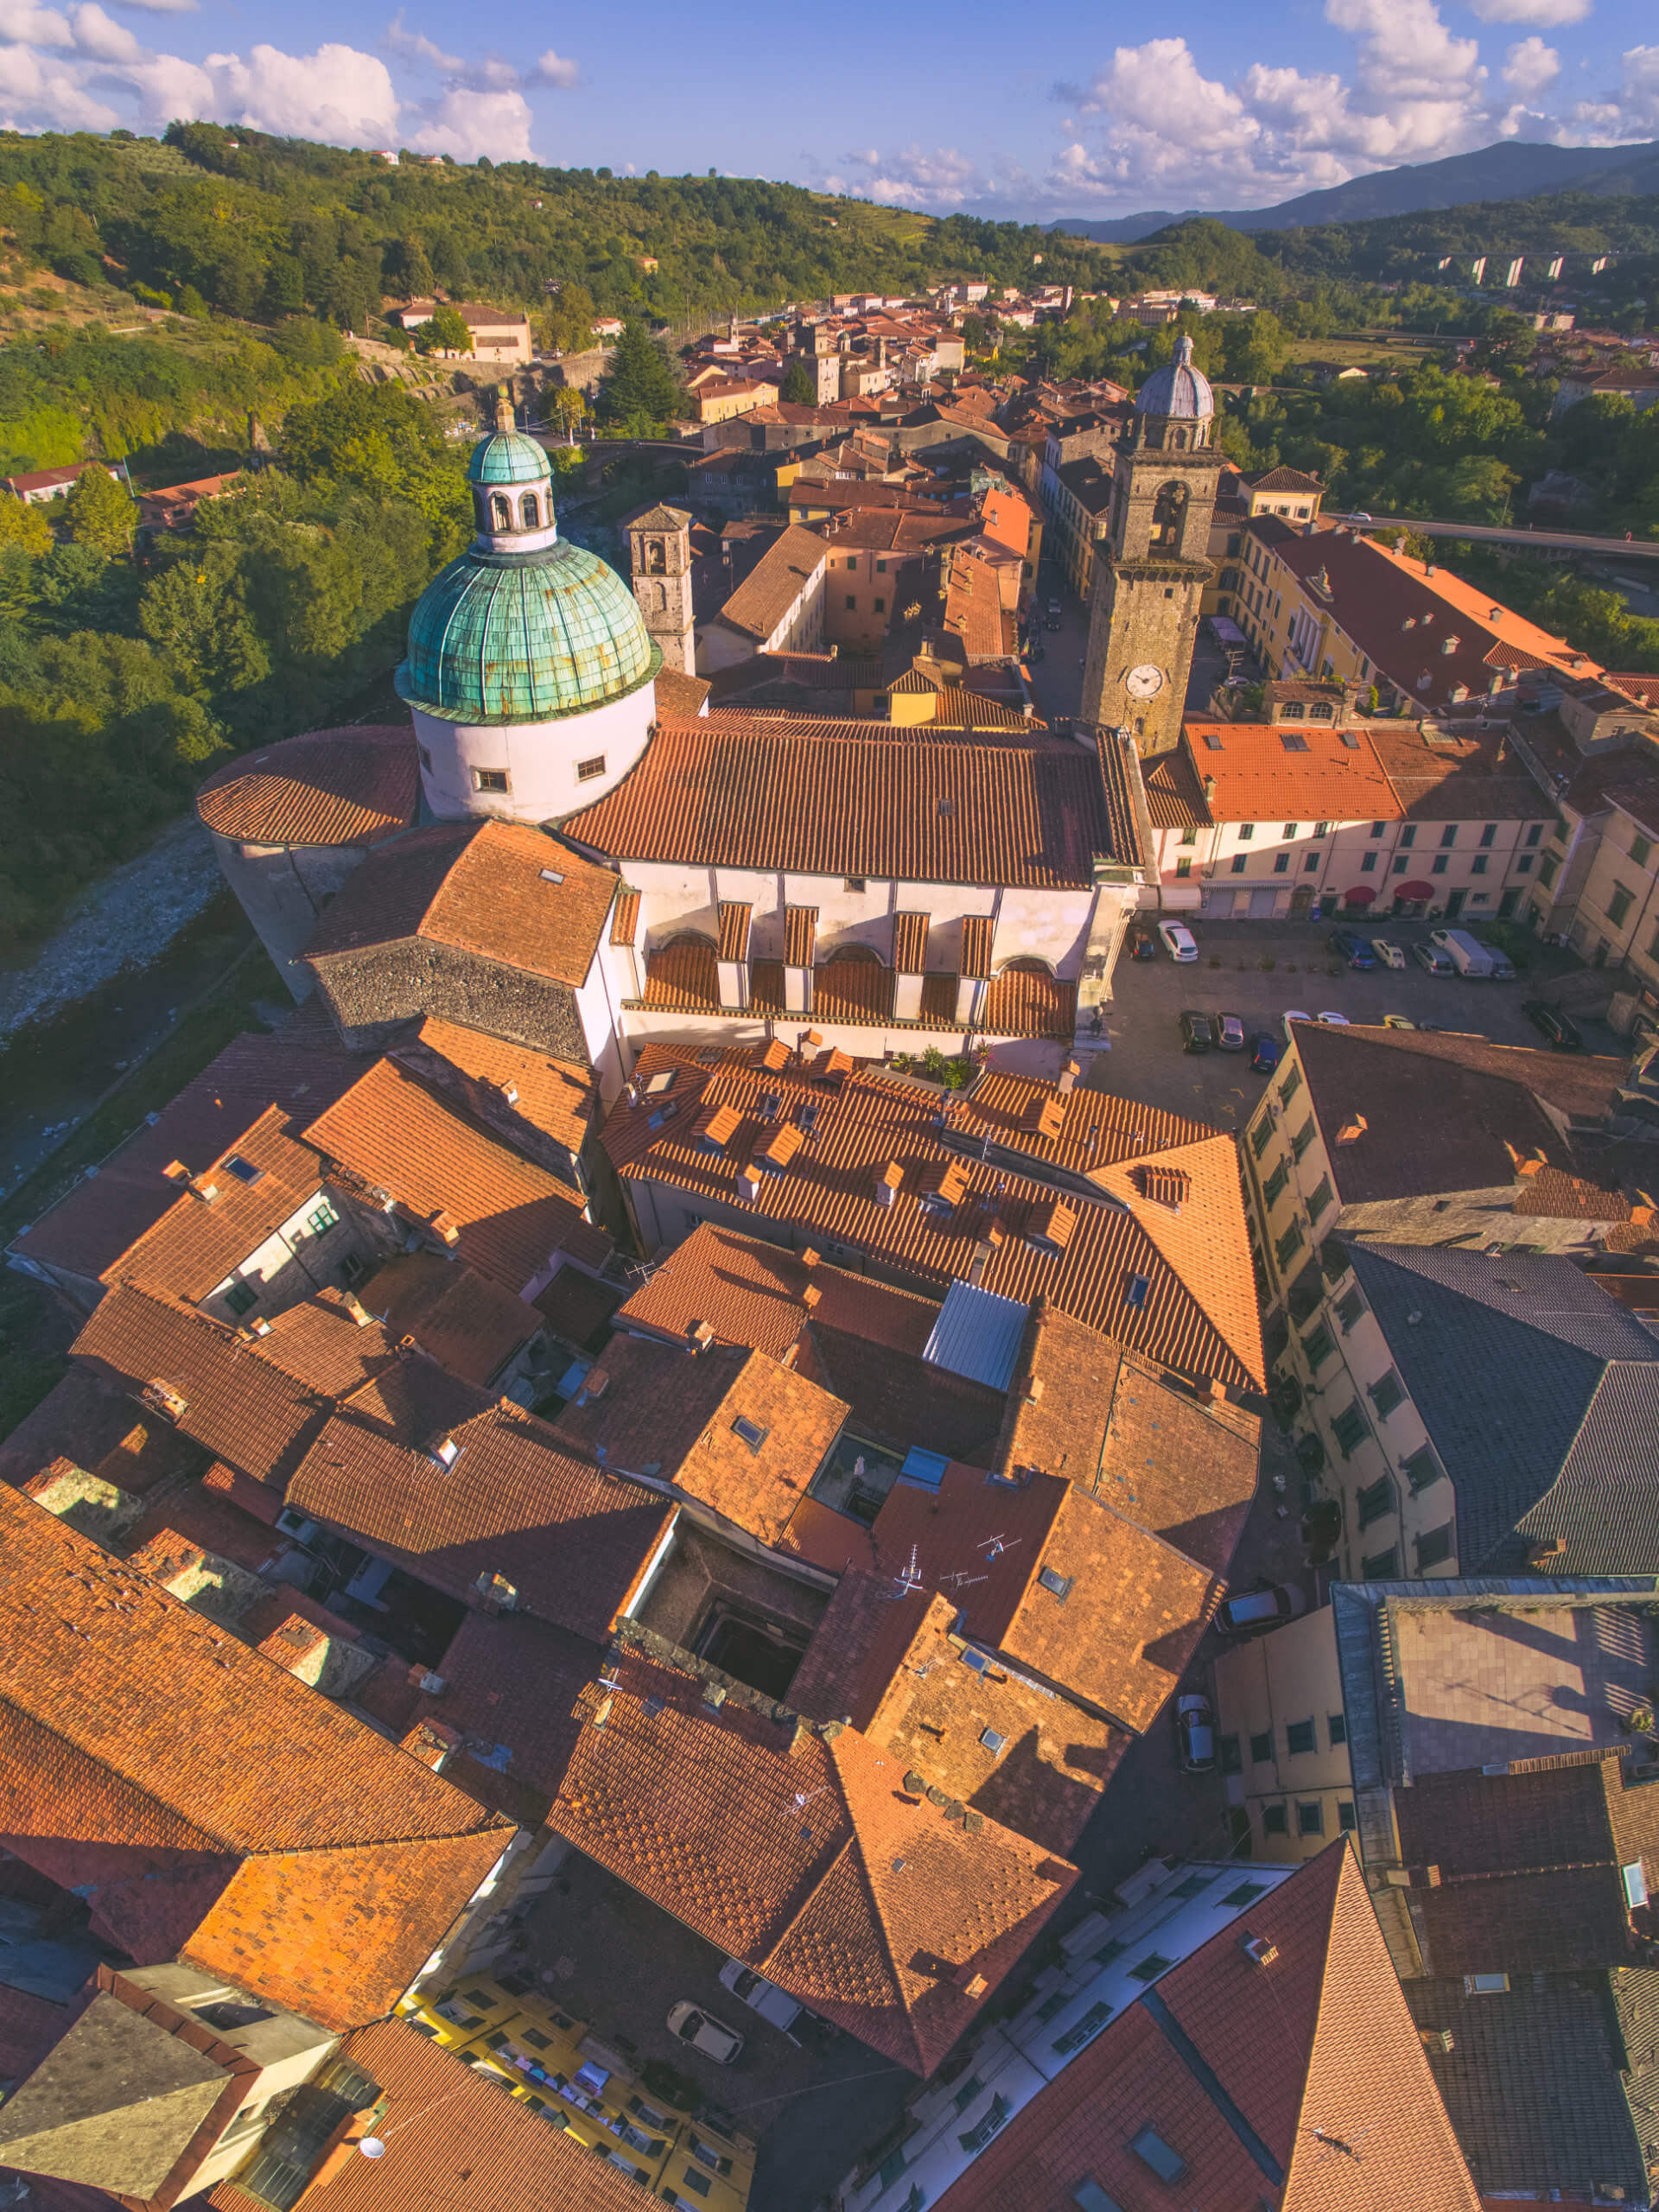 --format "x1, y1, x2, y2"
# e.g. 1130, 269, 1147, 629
358, 2139, 387, 2160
